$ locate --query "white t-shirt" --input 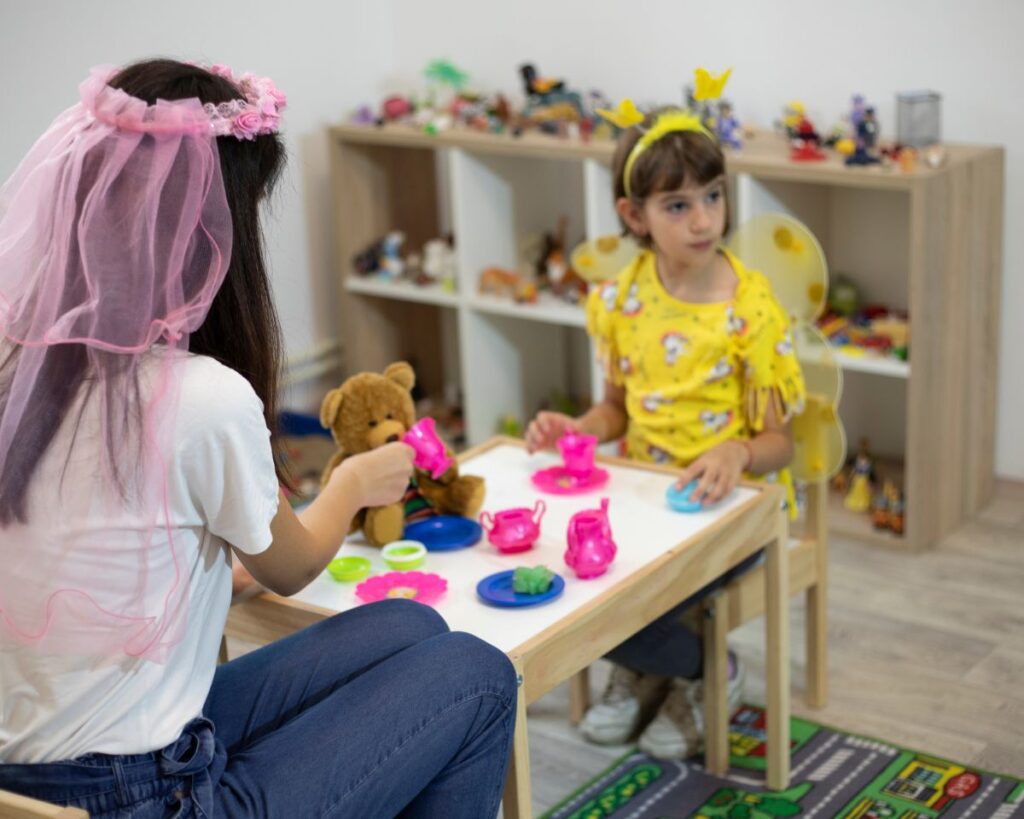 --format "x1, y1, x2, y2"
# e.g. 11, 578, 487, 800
0, 353, 279, 763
